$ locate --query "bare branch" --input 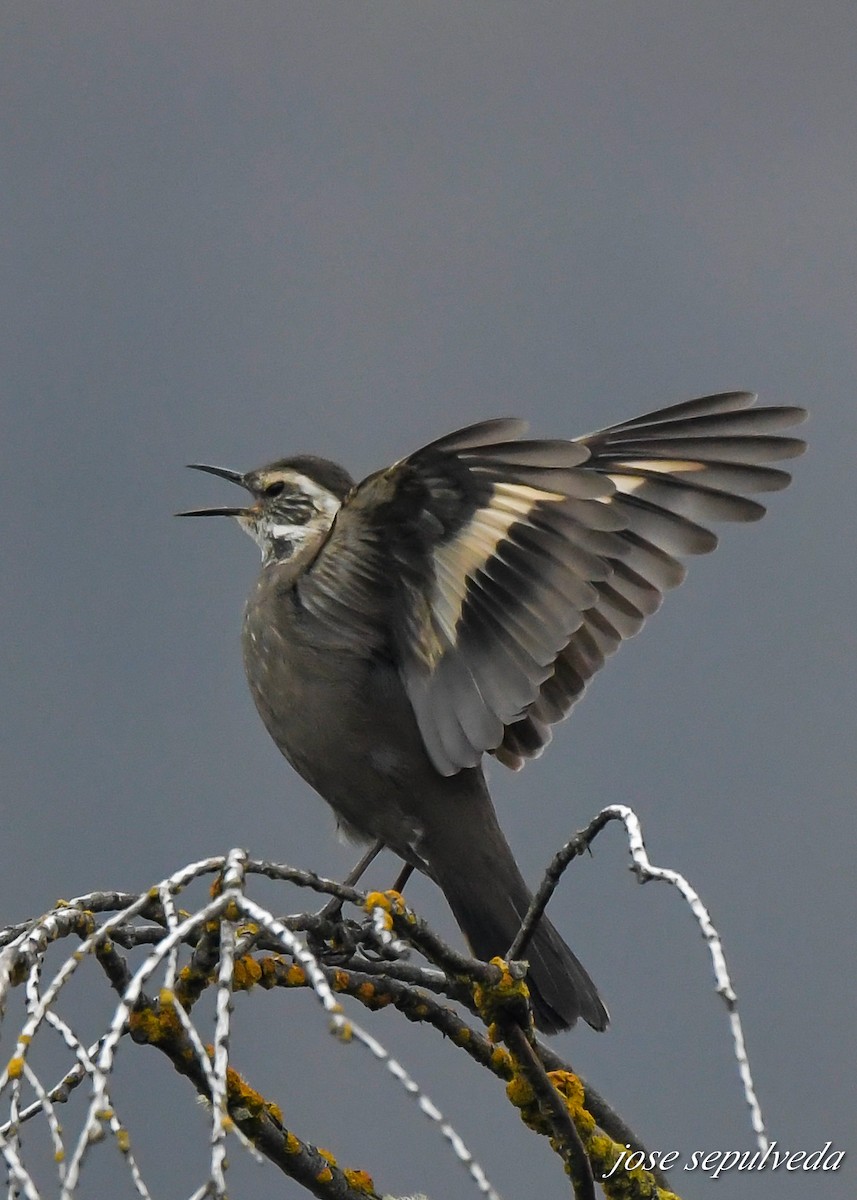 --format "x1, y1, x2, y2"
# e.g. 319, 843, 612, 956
511, 803, 768, 1152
